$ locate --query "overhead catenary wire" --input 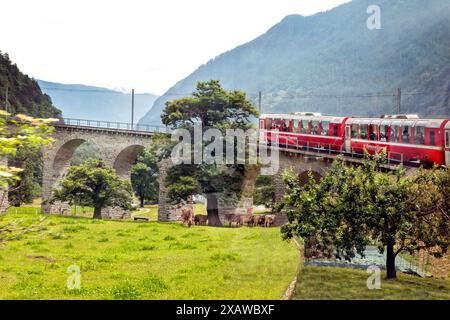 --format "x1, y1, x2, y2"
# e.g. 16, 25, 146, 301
39, 86, 449, 99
